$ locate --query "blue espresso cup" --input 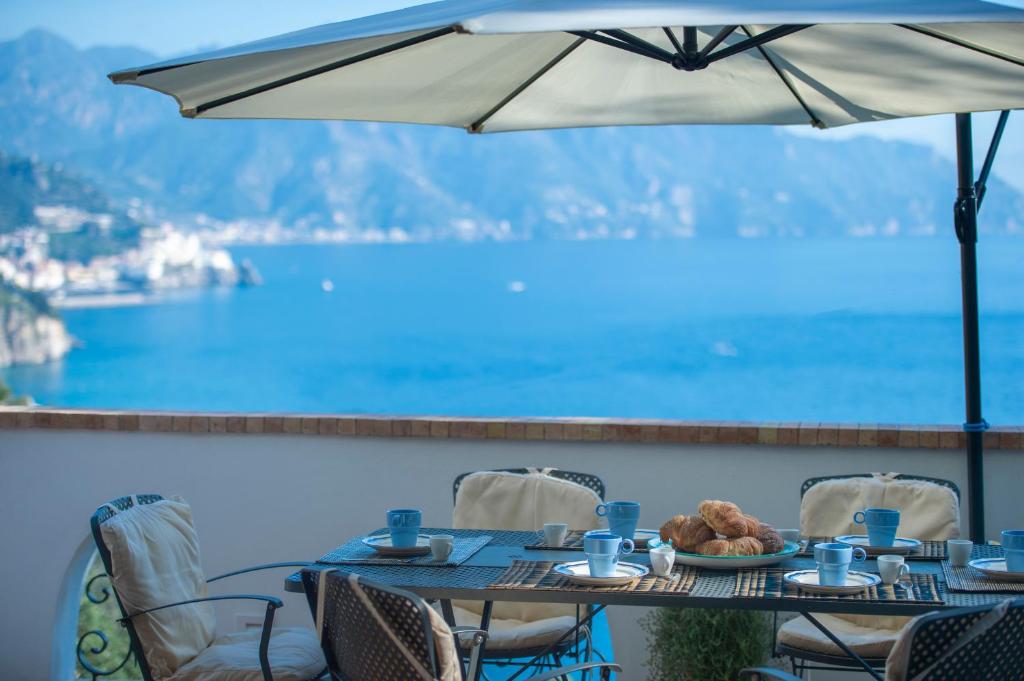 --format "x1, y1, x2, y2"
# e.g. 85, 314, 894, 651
1002, 530, 1024, 572
386, 508, 422, 548
595, 501, 641, 541
853, 508, 901, 547
583, 532, 634, 578
814, 542, 866, 586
